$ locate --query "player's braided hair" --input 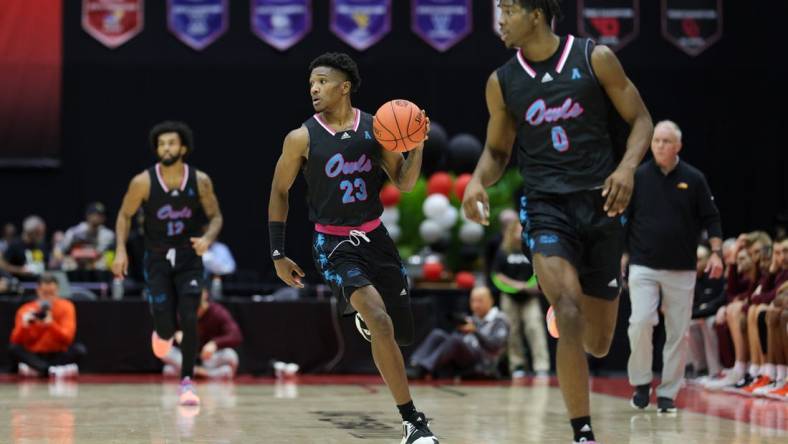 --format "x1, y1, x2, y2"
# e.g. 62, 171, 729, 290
517, 0, 563, 25
309, 52, 361, 93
